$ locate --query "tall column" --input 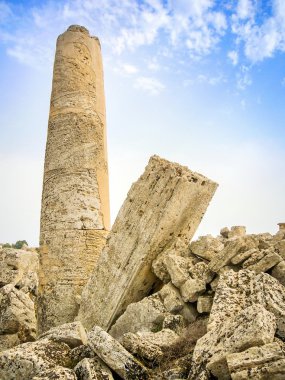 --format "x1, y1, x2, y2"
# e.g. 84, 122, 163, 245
38, 25, 110, 333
